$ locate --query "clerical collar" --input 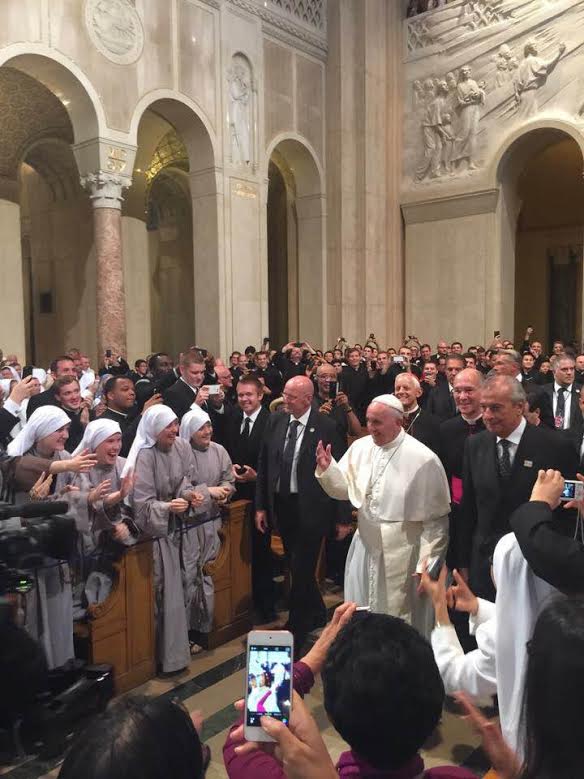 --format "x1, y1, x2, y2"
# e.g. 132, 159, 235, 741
461, 413, 482, 424
106, 407, 128, 419
404, 405, 419, 416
